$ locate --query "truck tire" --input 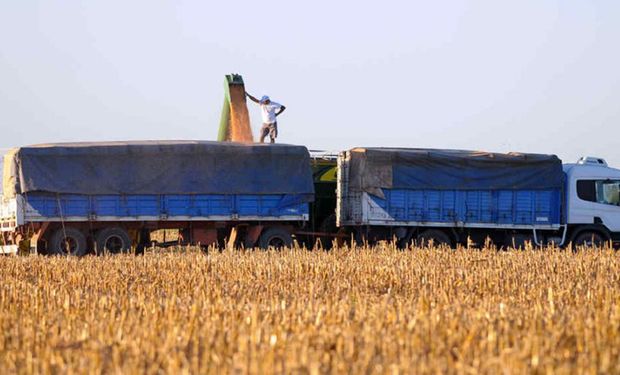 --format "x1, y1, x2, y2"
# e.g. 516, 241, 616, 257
573, 231, 608, 248
397, 233, 414, 250
351, 227, 378, 247
416, 229, 452, 248
319, 213, 337, 249
96, 227, 132, 254
49, 227, 88, 256
258, 227, 293, 250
